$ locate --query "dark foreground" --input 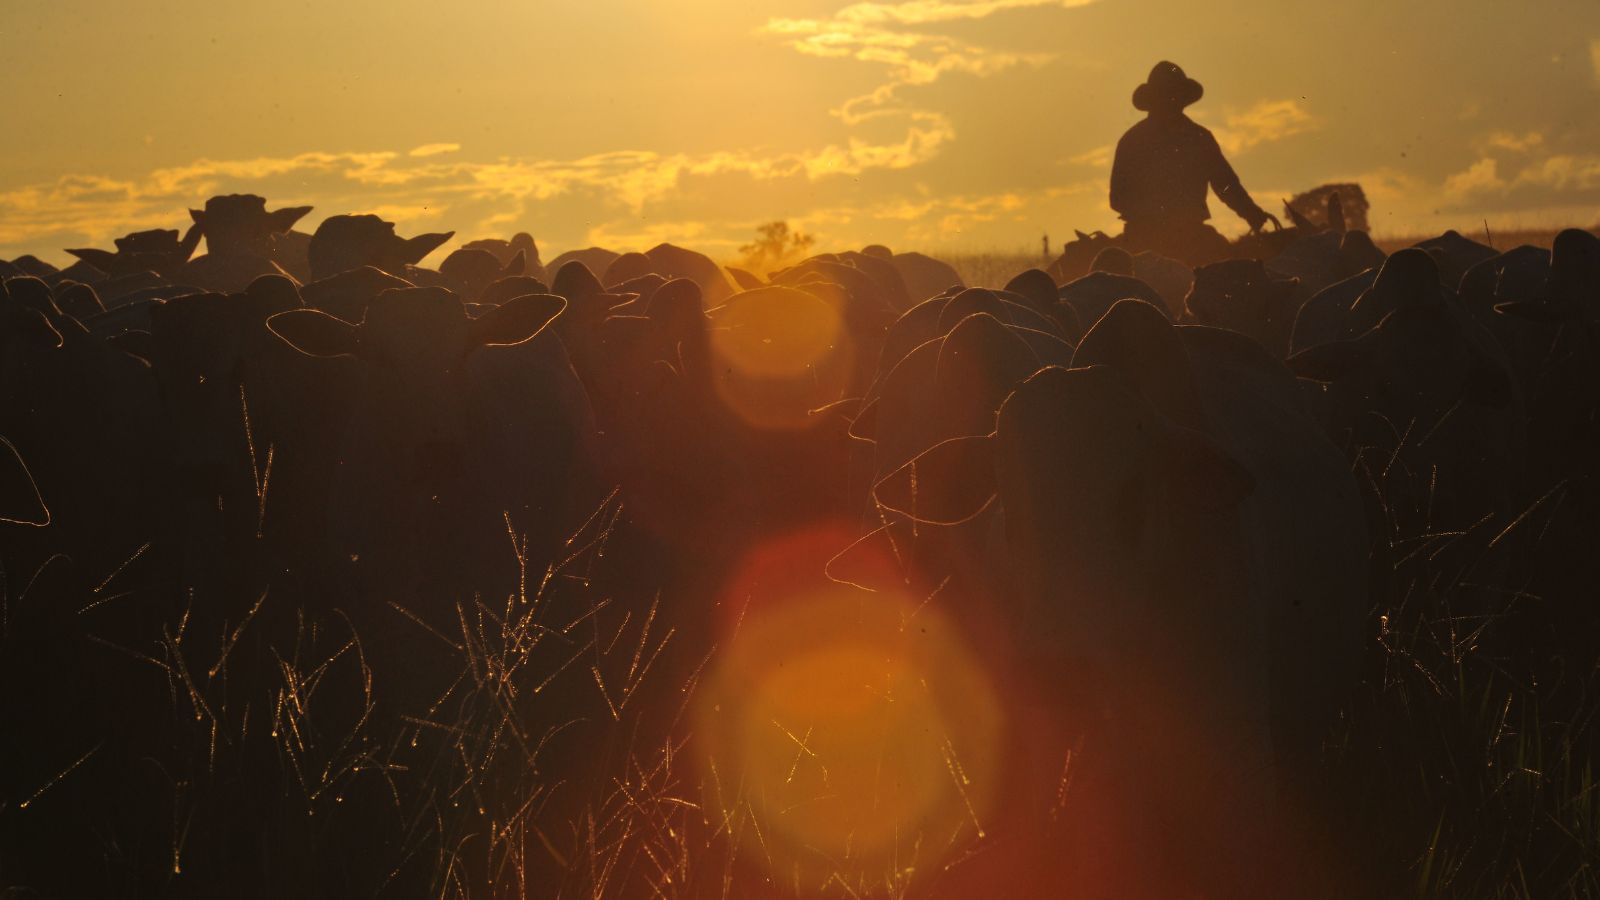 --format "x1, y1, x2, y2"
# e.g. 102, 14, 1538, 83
2, 200, 1598, 898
